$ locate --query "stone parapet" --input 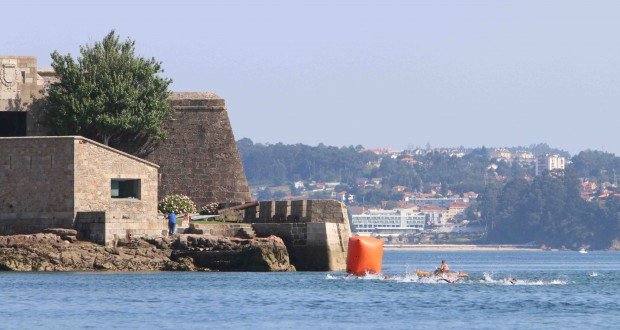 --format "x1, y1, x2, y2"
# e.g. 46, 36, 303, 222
244, 200, 350, 224
245, 200, 351, 271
